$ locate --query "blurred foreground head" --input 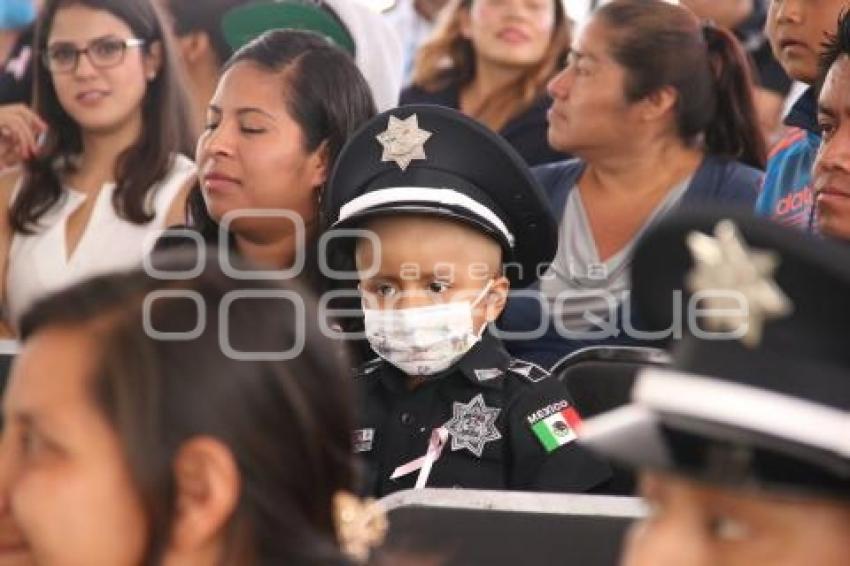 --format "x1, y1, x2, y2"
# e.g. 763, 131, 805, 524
581, 210, 850, 566
1, 249, 359, 565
